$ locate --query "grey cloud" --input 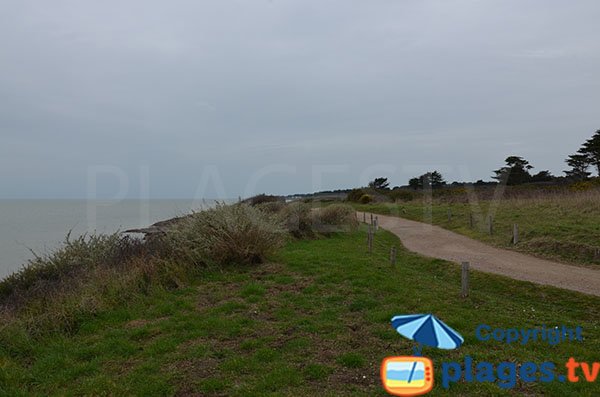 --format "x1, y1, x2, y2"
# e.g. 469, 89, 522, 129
1, 0, 599, 198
